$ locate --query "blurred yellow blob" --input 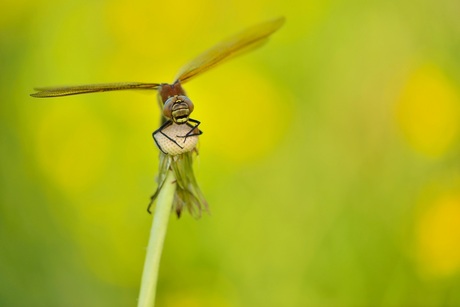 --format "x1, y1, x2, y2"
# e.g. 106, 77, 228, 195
198, 65, 289, 164
35, 104, 110, 195
415, 195, 460, 277
396, 64, 460, 157
35, 105, 146, 285
106, 0, 211, 59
